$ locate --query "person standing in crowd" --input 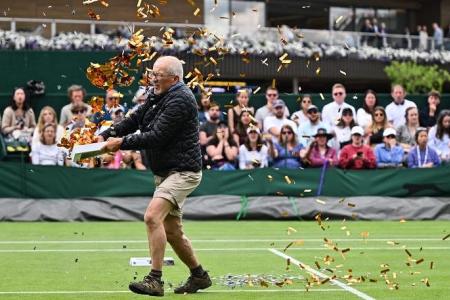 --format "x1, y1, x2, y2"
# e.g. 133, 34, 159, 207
263, 99, 297, 142
255, 87, 289, 131
233, 110, 257, 145
397, 107, 420, 153
366, 106, 390, 146
380, 22, 388, 48
304, 128, 337, 167
206, 122, 239, 170
321, 83, 356, 129
357, 90, 378, 129
59, 85, 92, 127
433, 22, 444, 50
291, 94, 312, 126
297, 104, 329, 147
385, 84, 417, 128
361, 19, 373, 46
238, 127, 269, 169
268, 124, 303, 169
31, 123, 64, 166
428, 110, 450, 163
99, 56, 211, 296
198, 94, 211, 125
332, 107, 356, 152
374, 128, 404, 168
420, 90, 441, 128
227, 89, 254, 134
419, 25, 428, 51
339, 126, 376, 170
408, 128, 440, 168
1, 87, 36, 151
32, 106, 65, 149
